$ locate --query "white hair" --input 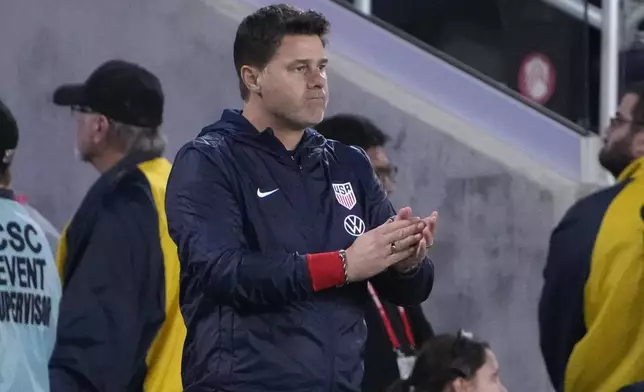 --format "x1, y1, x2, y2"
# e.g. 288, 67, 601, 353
109, 120, 166, 156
